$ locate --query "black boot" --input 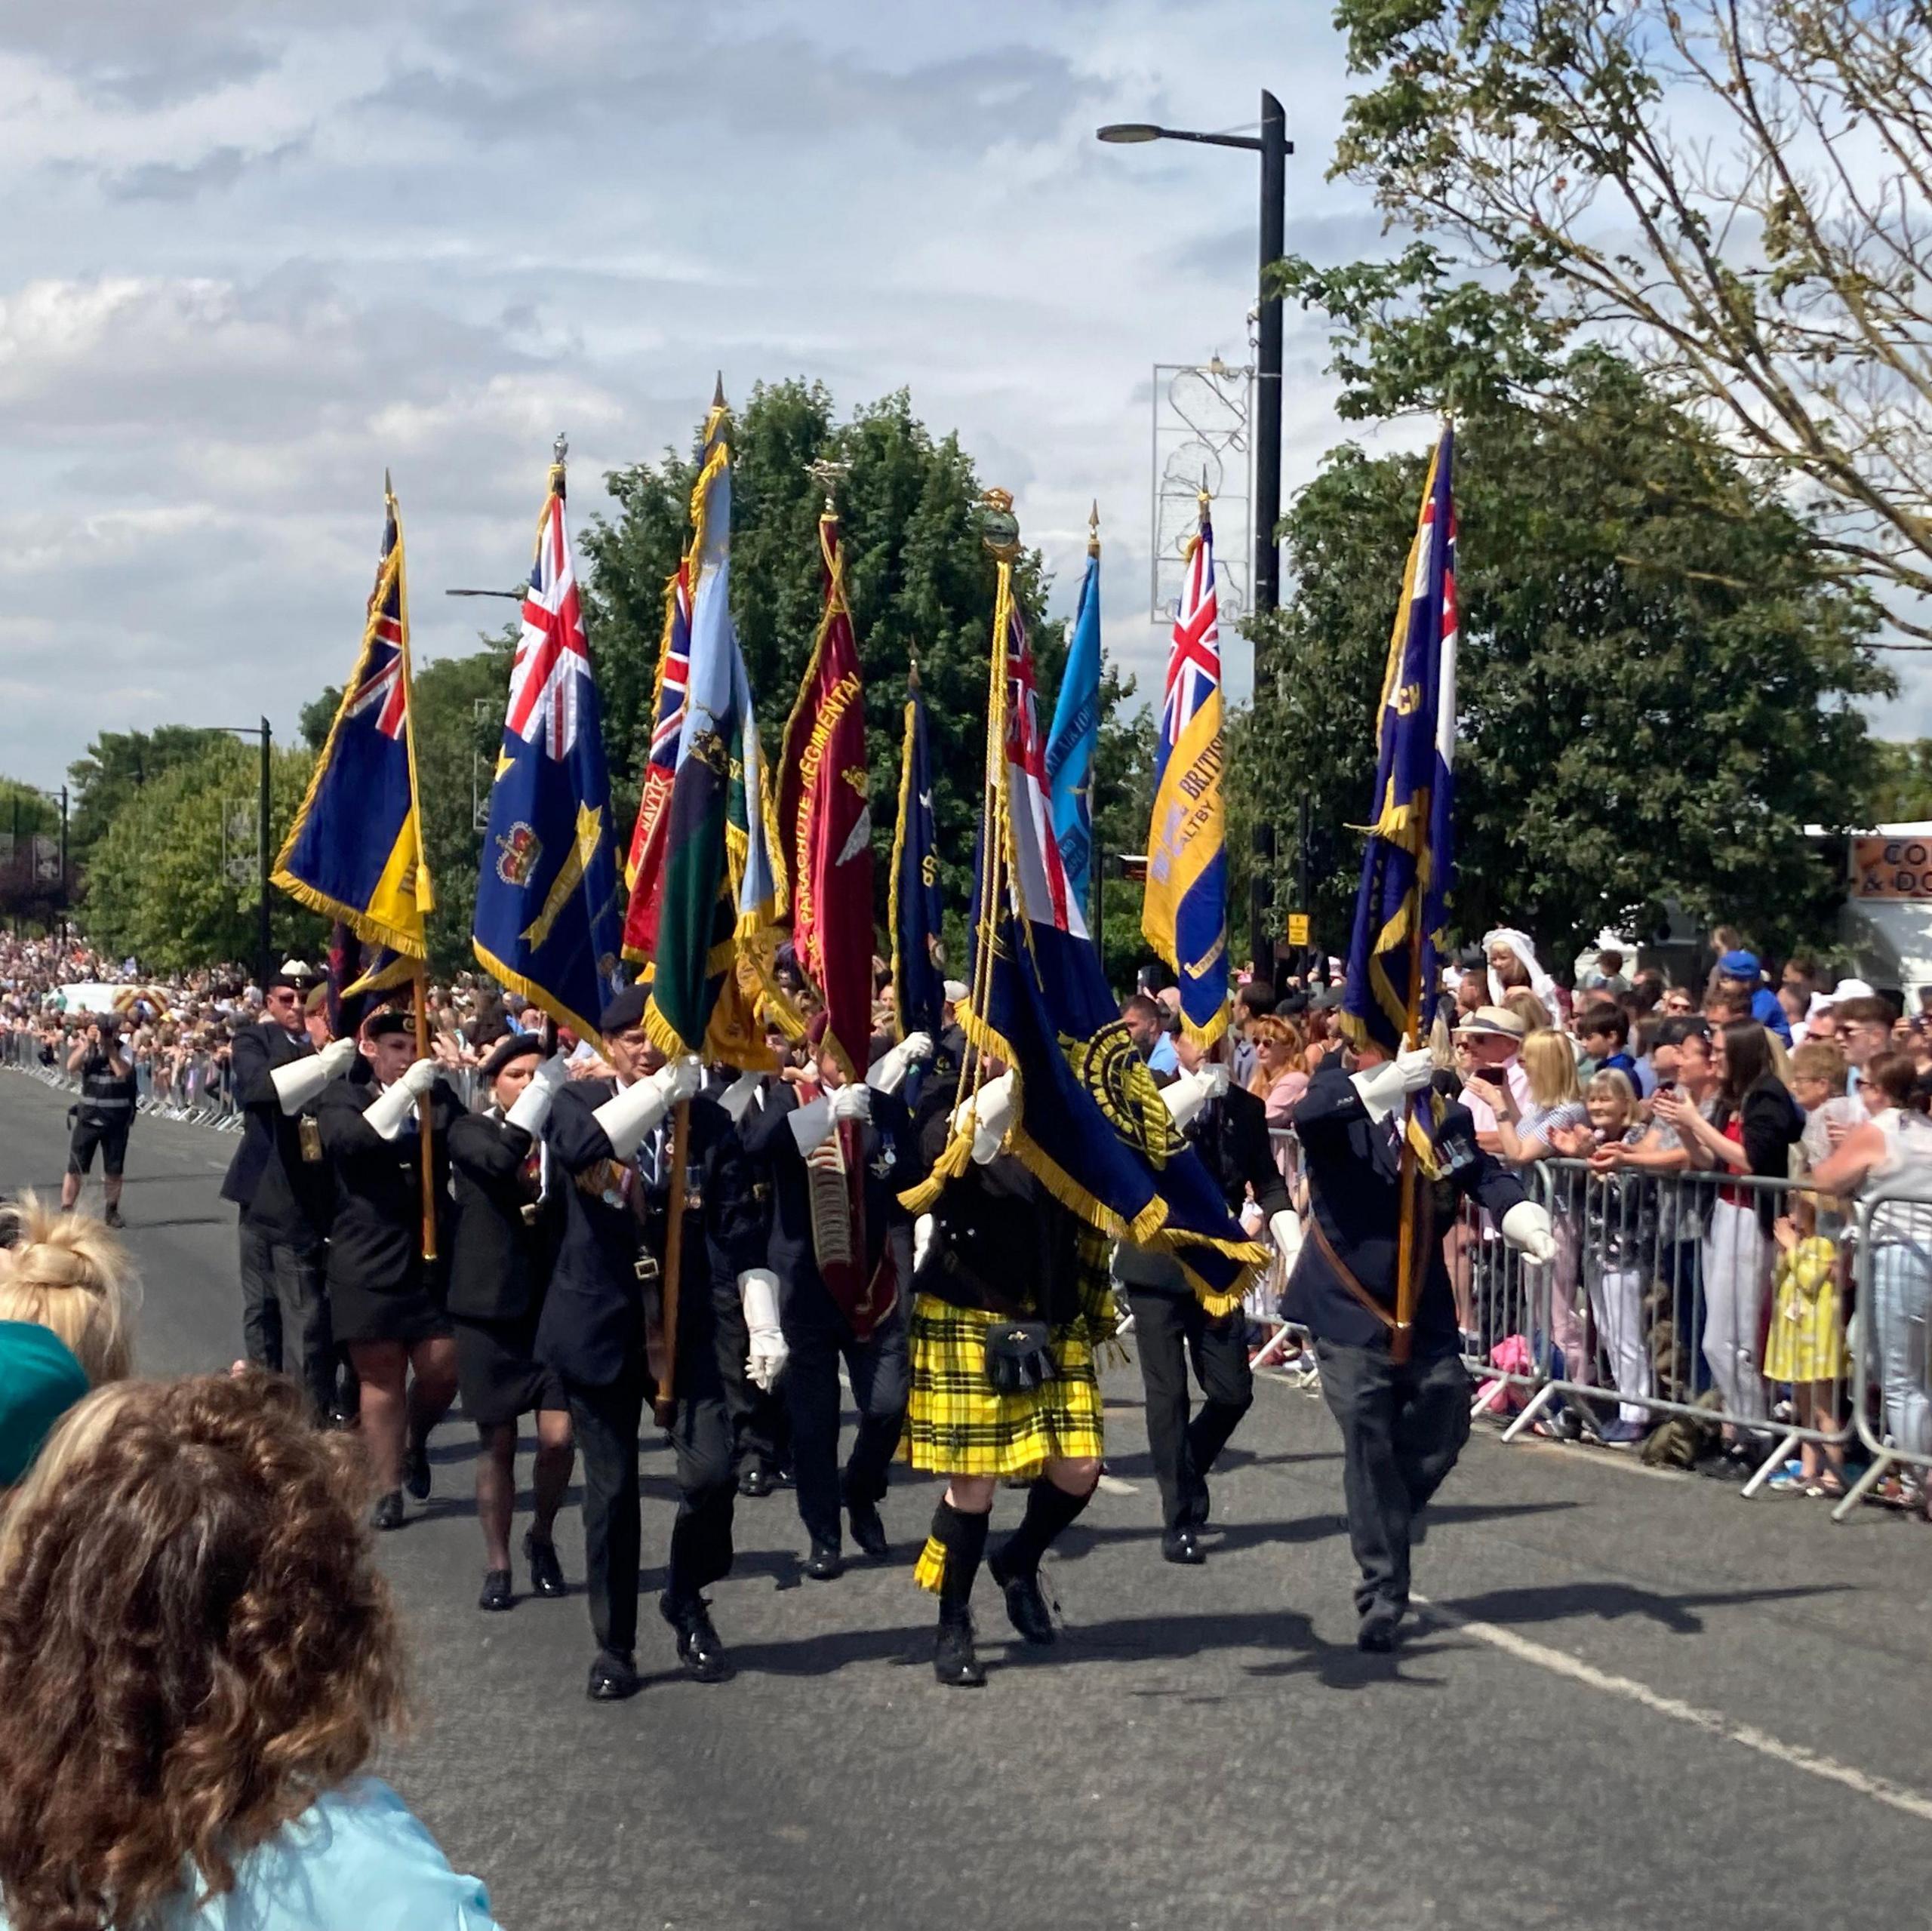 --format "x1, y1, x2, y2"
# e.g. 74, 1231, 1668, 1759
929, 1500, 989, 1688
988, 1478, 1092, 1645
660, 1592, 731, 1683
